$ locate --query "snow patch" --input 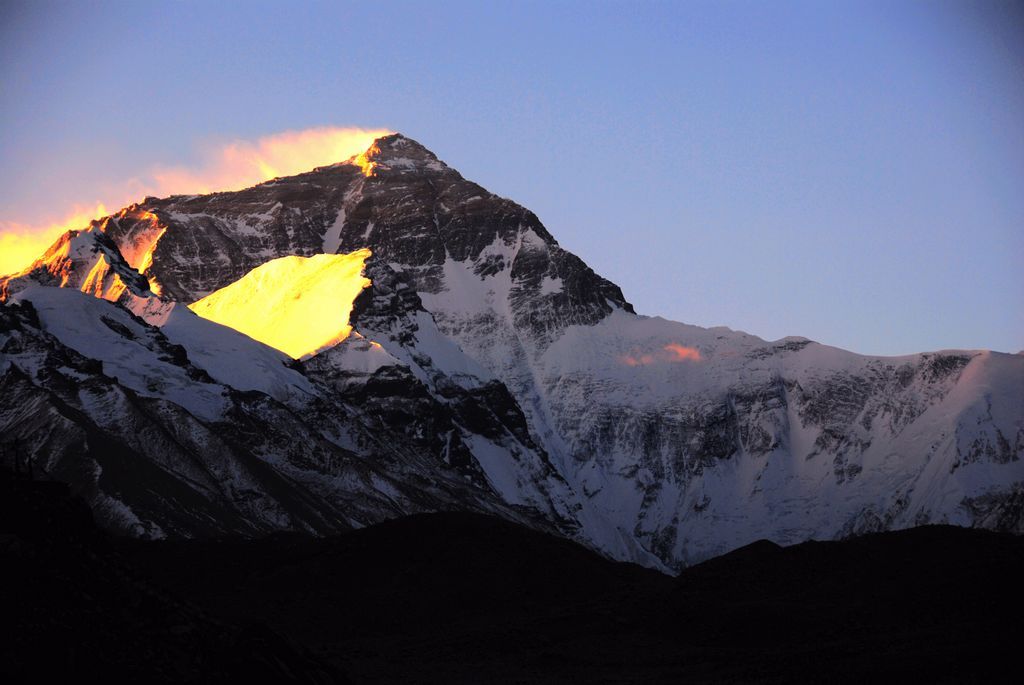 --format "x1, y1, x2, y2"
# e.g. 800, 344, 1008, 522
322, 207, 346, 254
539, 275, 563, 295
